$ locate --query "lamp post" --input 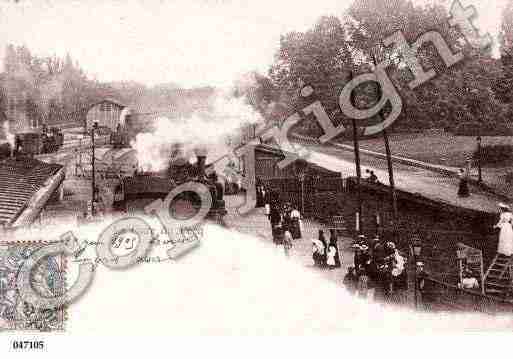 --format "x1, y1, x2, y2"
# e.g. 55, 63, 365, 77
456, 247, 466, 286
91, 120, 99, 217
476, 136, 482, 184
412, 237, 422, 310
